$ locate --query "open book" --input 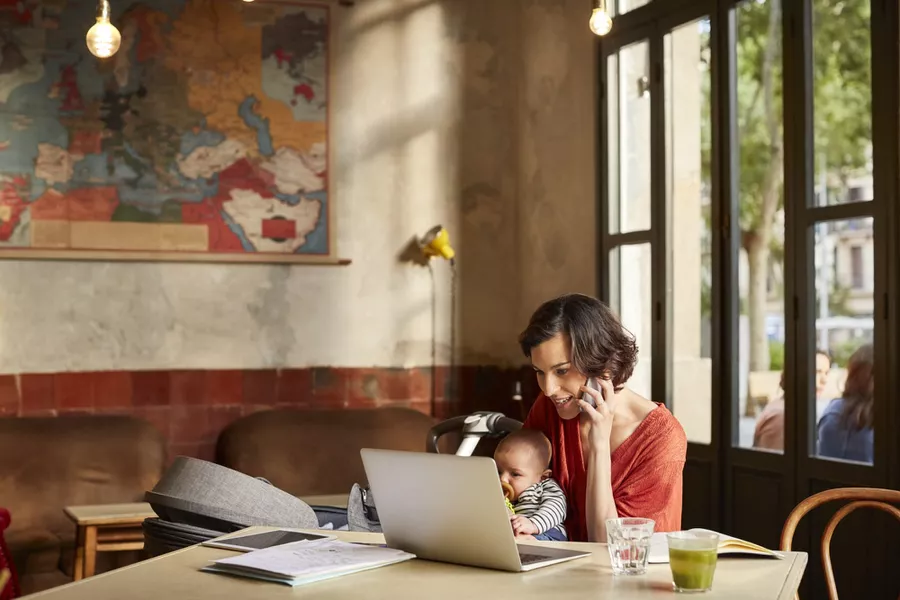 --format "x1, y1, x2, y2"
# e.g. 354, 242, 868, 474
647, 528, 784, 564
202, 539, 415, 586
